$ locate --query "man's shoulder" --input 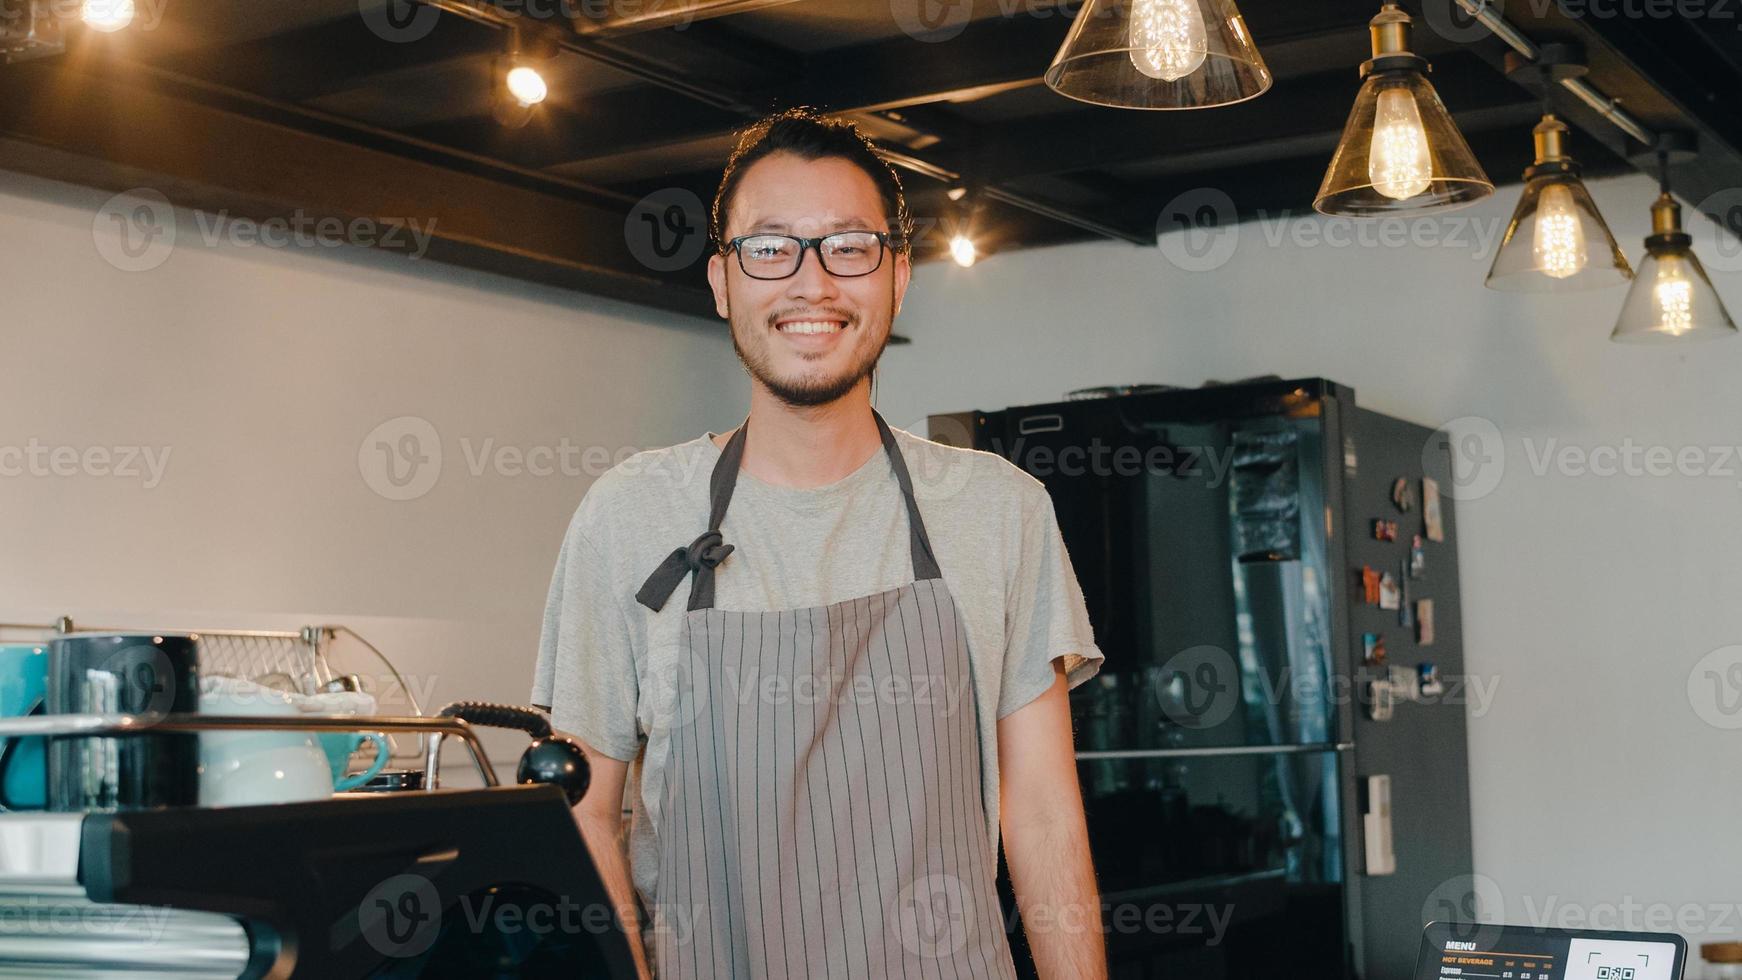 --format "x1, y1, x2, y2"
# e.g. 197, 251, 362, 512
565, 433, 717, 542
890, 424, 1046, 512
